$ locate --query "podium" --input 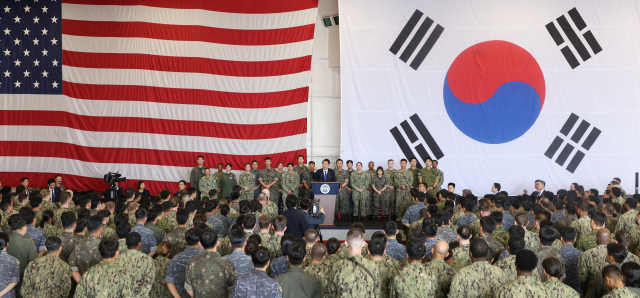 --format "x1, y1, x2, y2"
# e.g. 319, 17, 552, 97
311, 182, 339, 225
